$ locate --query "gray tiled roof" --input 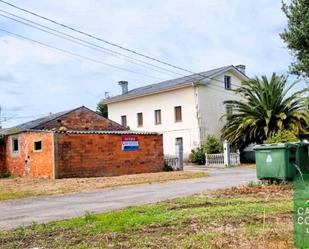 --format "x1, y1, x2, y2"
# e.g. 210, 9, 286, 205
0, 106, 83, 135
104, 65, 242, 103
